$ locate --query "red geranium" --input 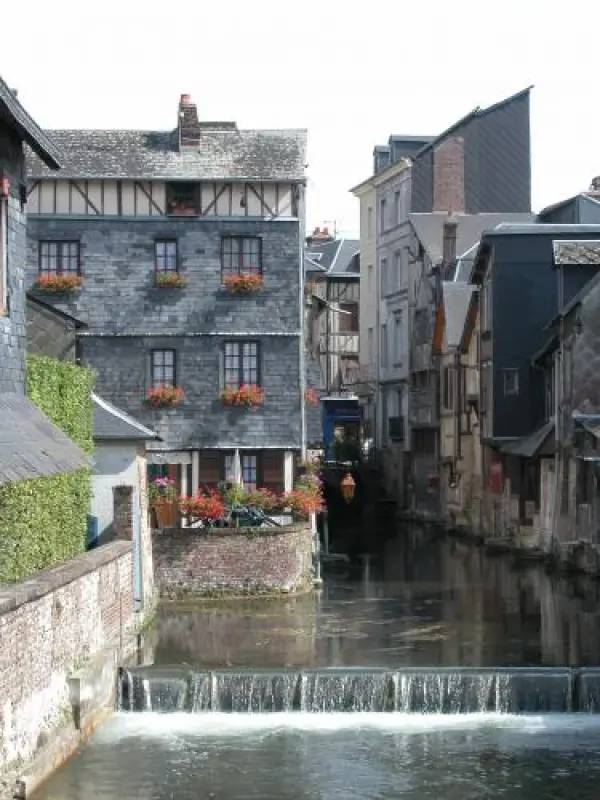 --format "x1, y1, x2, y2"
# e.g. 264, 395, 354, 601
179, 490, 226, 522
145, 385, 185, 409
223, 274, 264, 293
